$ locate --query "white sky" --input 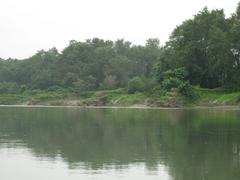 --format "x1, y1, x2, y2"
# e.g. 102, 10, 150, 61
0, 0, 239, 59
